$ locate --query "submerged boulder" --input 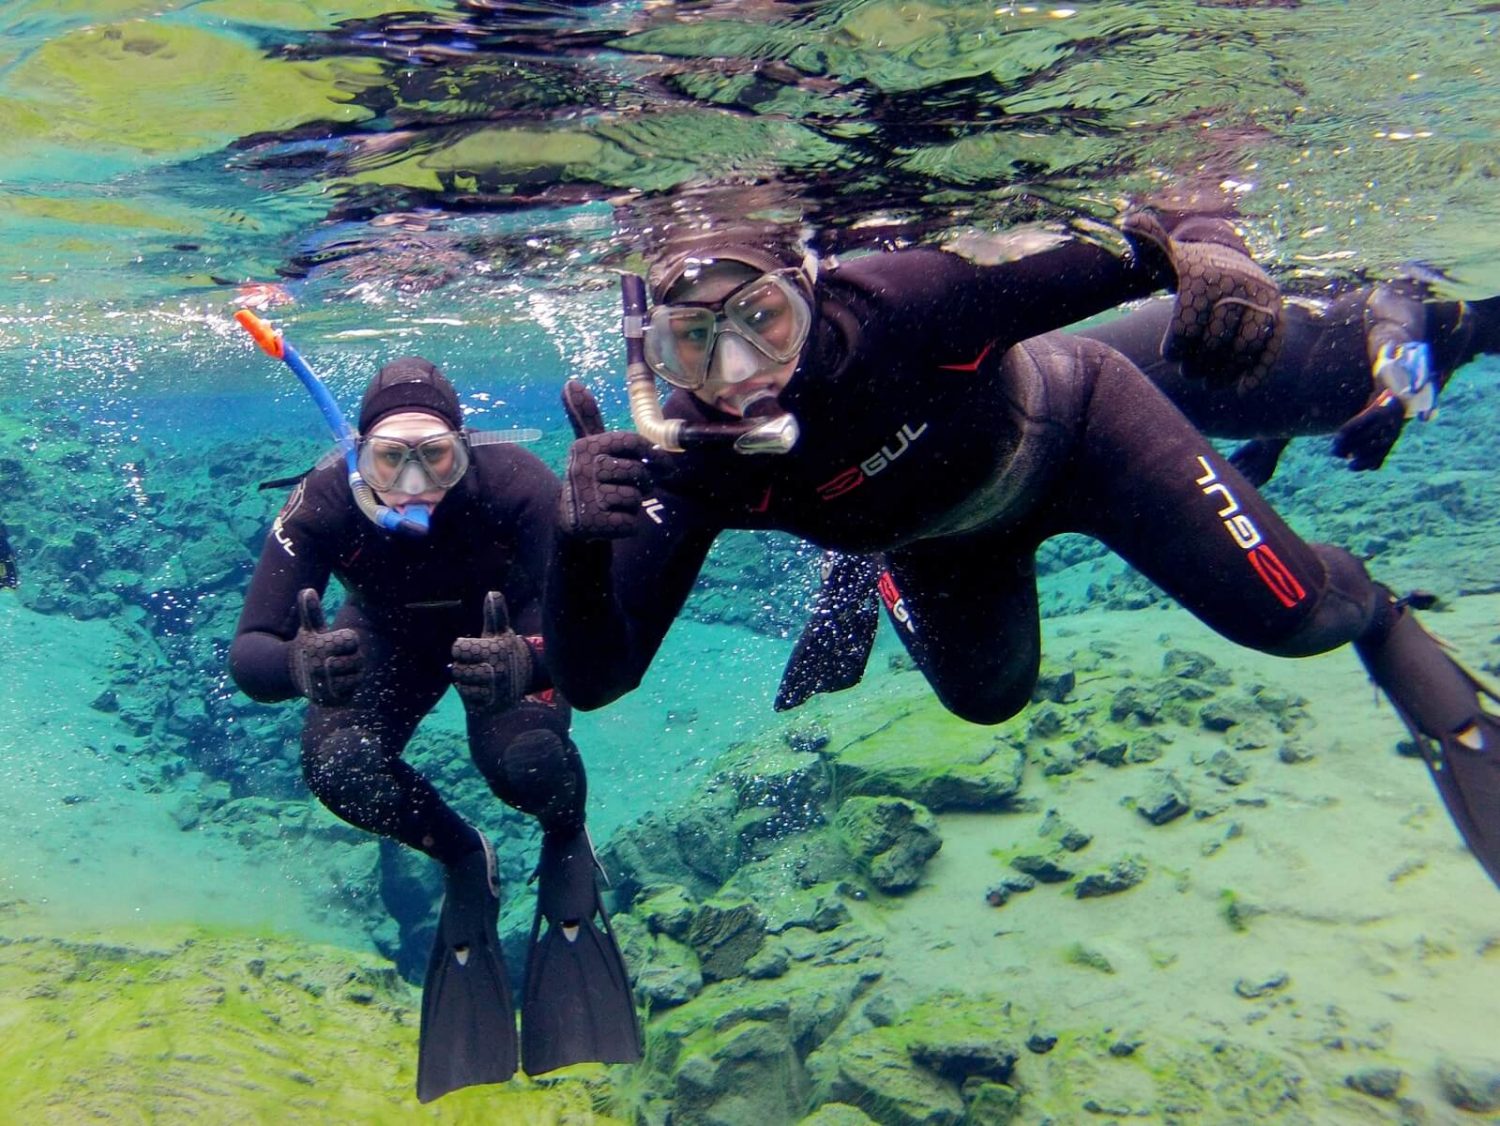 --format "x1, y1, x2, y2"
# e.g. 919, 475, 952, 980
834, 796, 942, 894
825, 712, 1026, 812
